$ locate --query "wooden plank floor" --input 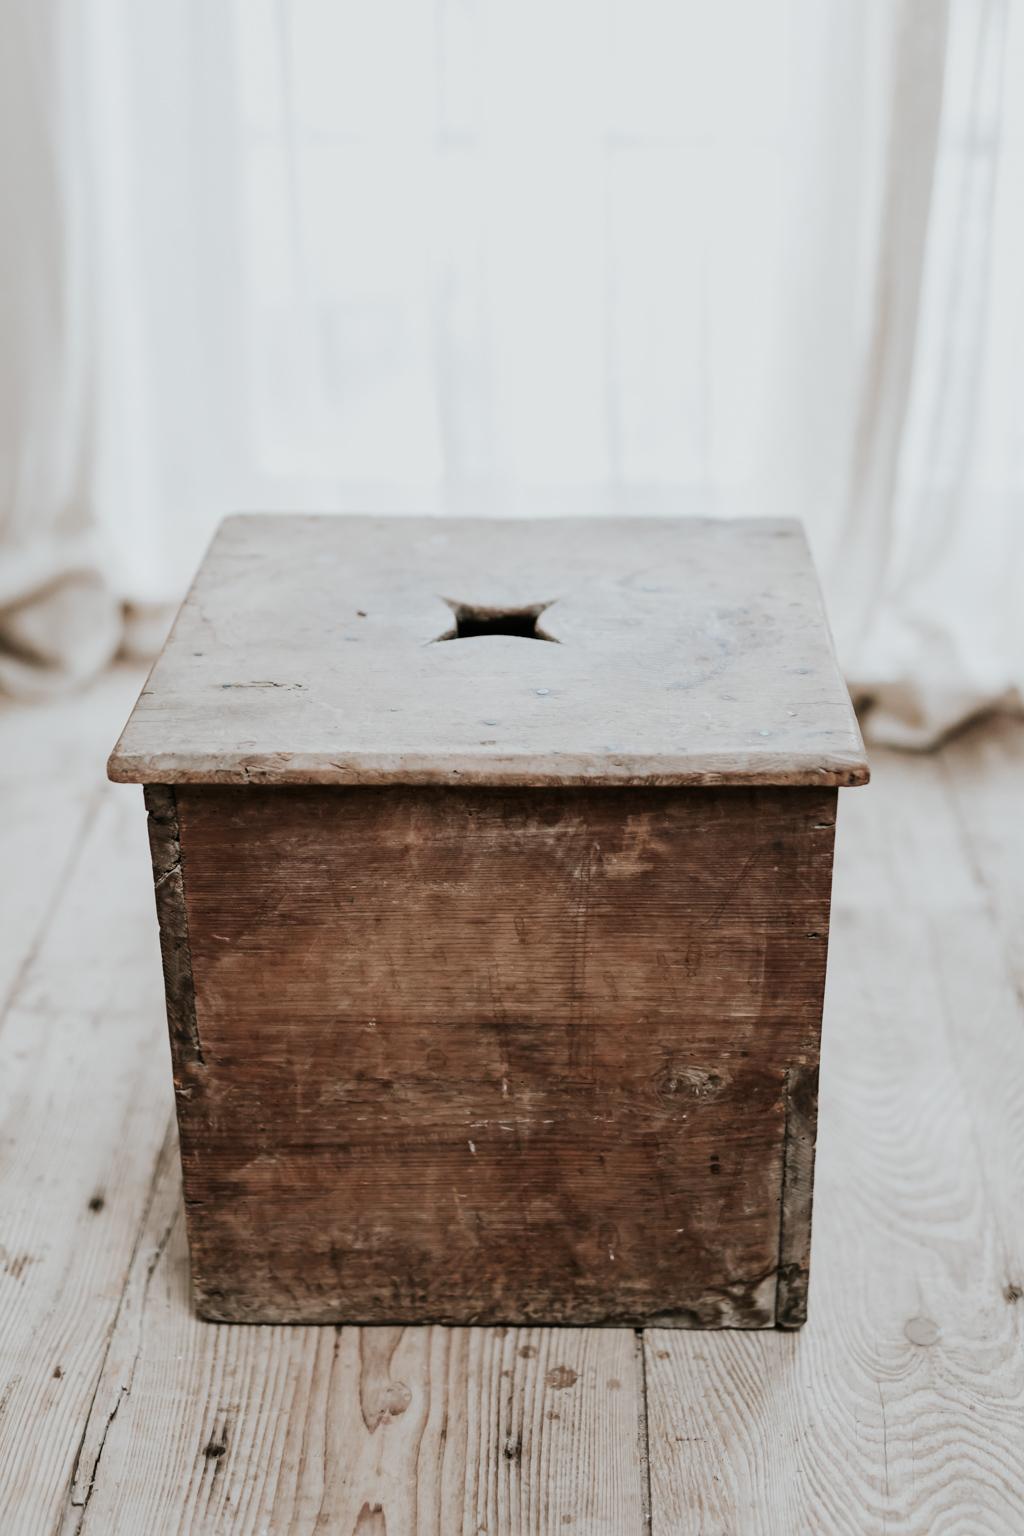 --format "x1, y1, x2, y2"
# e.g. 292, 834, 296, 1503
1, 668, 1022, 1534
